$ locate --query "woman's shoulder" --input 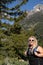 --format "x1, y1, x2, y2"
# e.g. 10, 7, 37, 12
38, 46, 43, 48
38, 46, 43, 51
